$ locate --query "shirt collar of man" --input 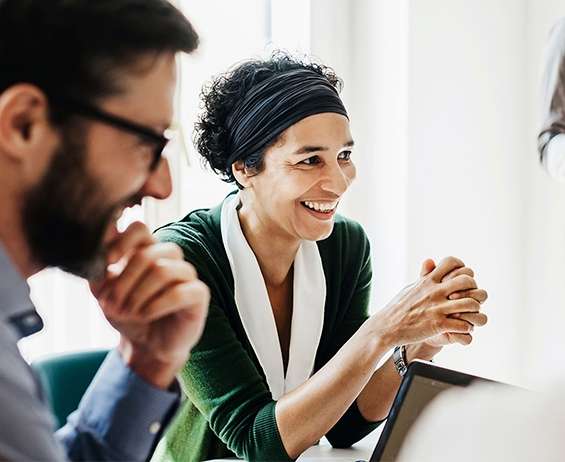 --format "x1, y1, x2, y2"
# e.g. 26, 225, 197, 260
0, 241, 43, 339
